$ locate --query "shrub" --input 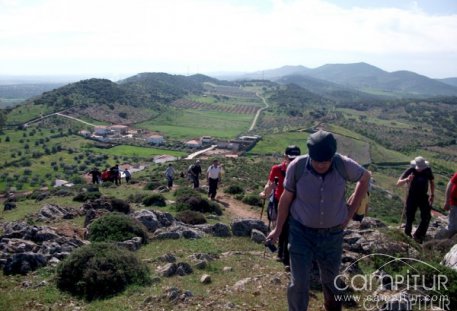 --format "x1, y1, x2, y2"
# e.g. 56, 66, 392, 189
175, 196, 209, 213
128, 193, 147, 203
242, 195, 263, 207
142, 194, 166, 207
73, 191, 101, 202
143, 180, 161, 190
174, 187, 201, 199
110, 198, 131, 214
101, 181, 114, 188
56, 243, 151, 300
234, 194, 244, 201
208, 201, 223, 216
225, 184, 244, 195
89, 213, 148, 243
176, 210, 207, 225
